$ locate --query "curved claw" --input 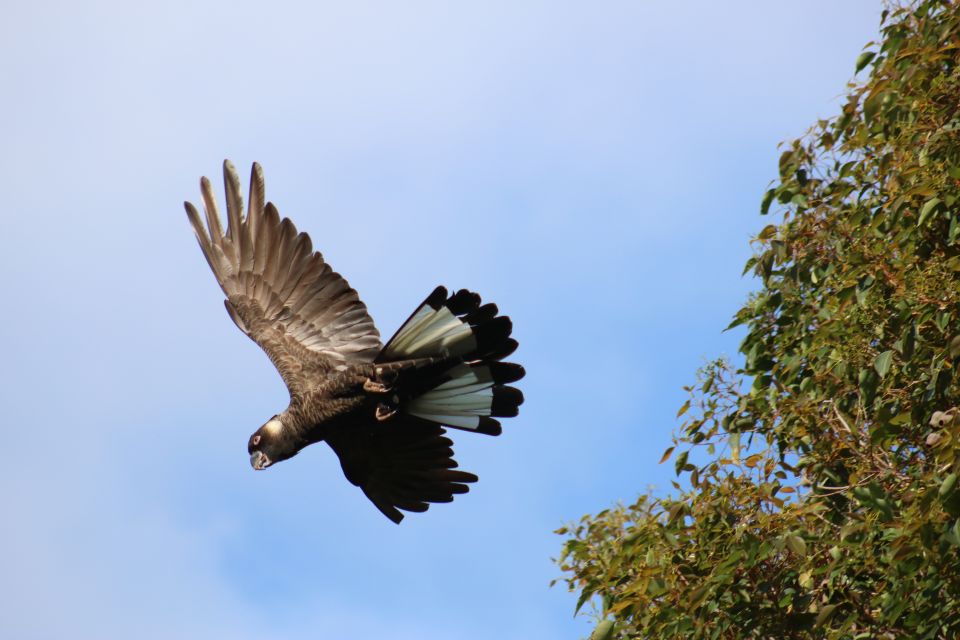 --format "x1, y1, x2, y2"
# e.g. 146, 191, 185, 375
376, 402, 398, 421
364, 378, 392, 394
